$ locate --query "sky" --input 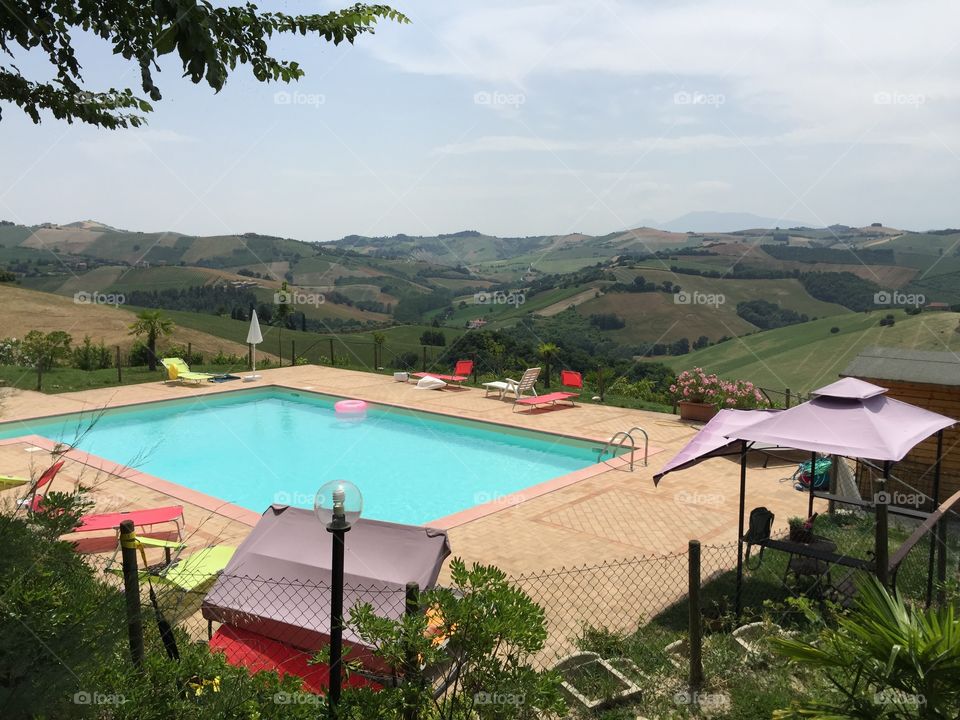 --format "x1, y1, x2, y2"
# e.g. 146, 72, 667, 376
1, 0, 959, 242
